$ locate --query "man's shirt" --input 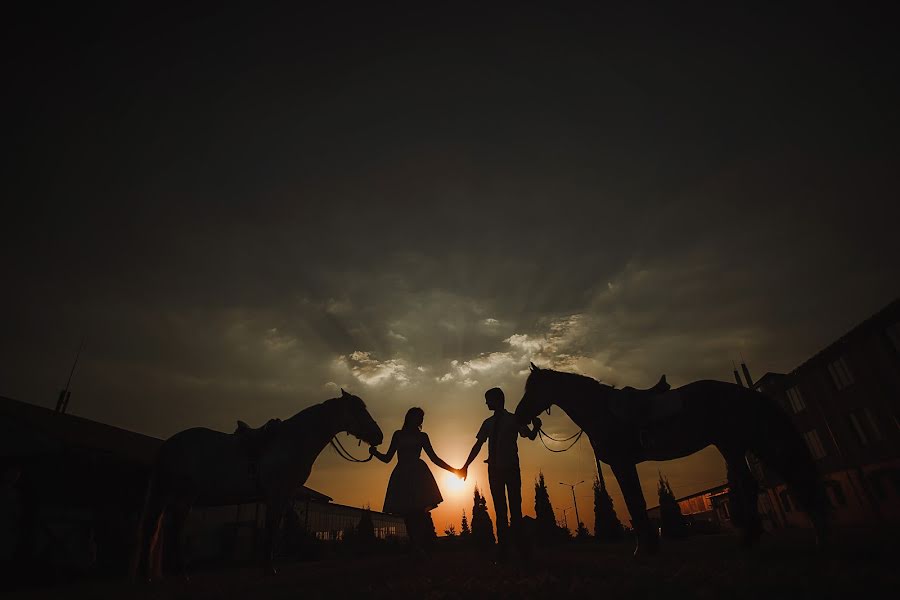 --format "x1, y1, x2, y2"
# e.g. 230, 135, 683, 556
476, 409, 523, 469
